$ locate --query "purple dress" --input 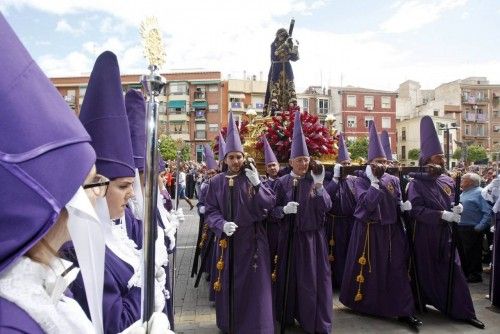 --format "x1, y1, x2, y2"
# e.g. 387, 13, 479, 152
0, 297, 44, 333
205, 172, 276, 334
340, 173, 416, 318
407, 173, 476, 319
325, 176, 357, 289
272, 174, 333, 334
